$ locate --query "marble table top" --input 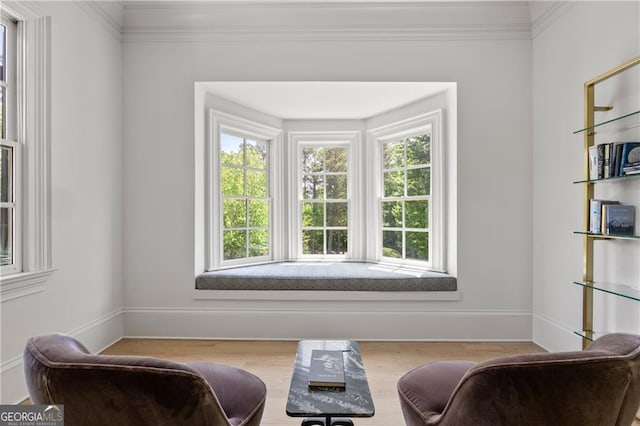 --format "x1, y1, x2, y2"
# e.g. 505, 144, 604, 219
286, 340, 375, 418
